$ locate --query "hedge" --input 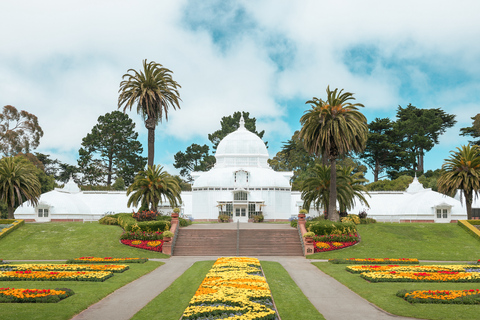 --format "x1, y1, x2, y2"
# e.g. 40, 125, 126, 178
117, 213, 170, 232
0, 220, 24, 240
458, 220, 480, 242
307, 220, 357, 236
